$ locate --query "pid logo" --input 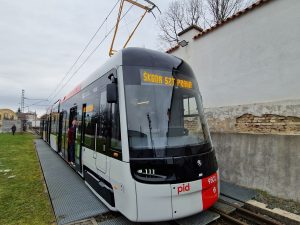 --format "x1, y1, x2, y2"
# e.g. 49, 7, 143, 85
177, 183, 190, 195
